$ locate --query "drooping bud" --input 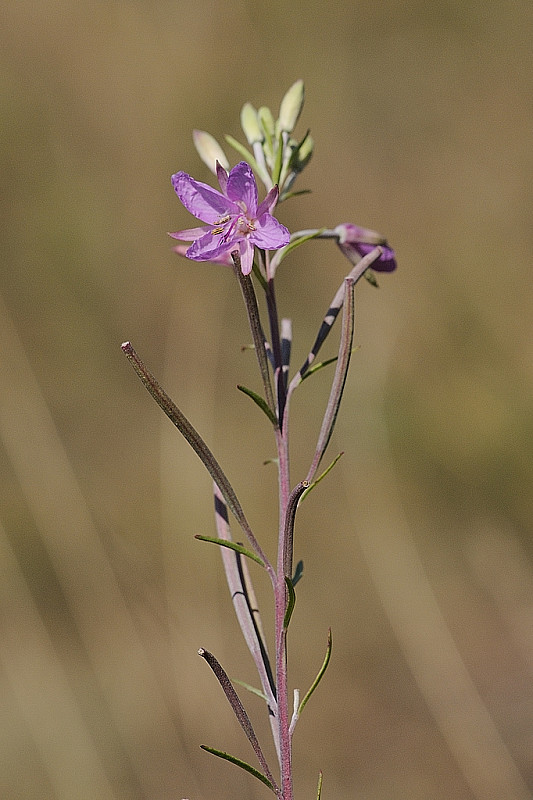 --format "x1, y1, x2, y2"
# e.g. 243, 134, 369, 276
193, 130, 229, 174
240, 102, 263, 145
334, 223, 397, 273
278, 80, 305, 134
